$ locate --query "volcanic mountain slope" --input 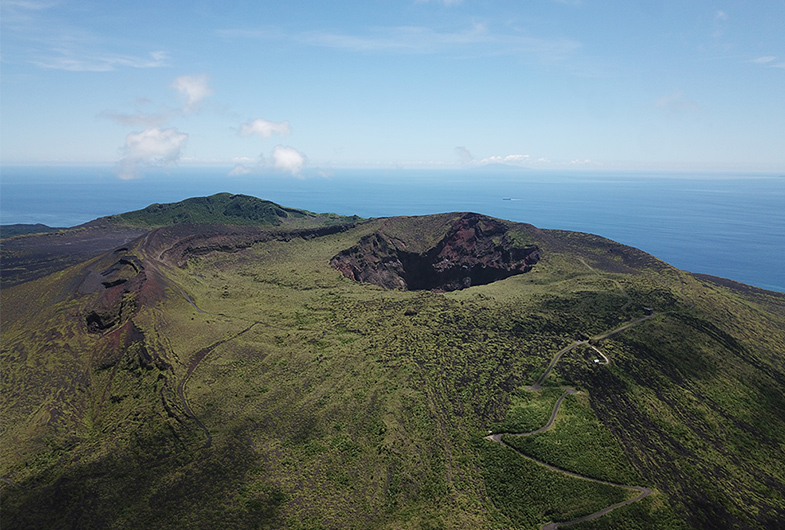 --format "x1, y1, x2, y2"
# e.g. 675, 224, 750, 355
1, 195, 784, 529
0, 192, 358, 287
